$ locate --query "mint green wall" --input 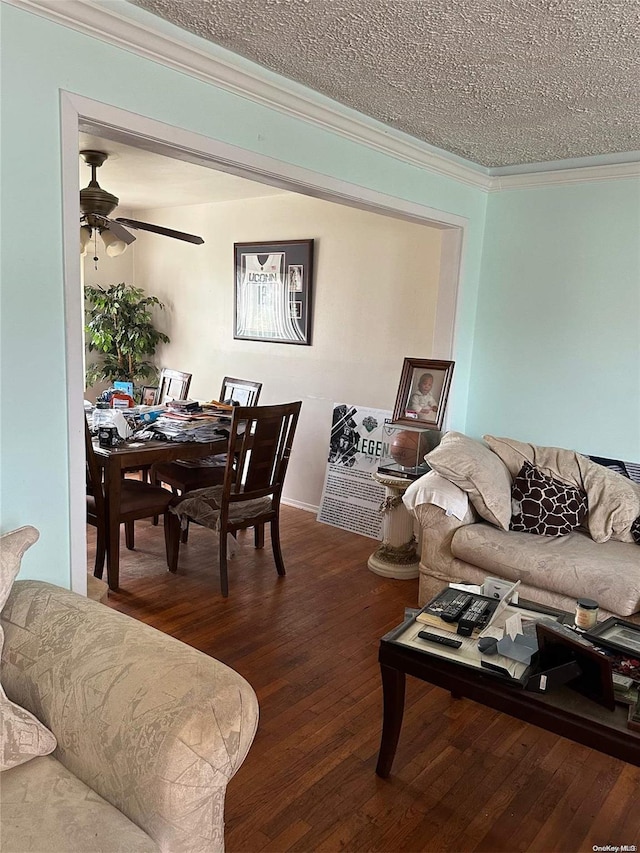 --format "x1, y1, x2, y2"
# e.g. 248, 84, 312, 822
0, 5, 486, 585
466, 180, 640, 460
